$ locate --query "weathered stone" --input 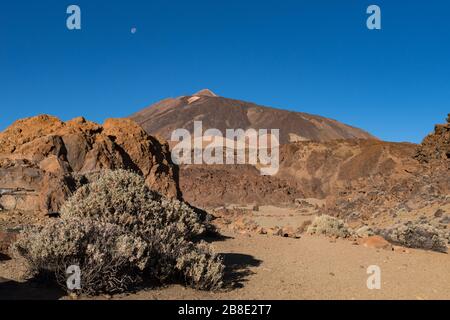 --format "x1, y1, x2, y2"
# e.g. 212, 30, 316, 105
434, 209, 445, 218
415, 116, 450, 166
256, 227, 267, 235
361, 236, 392, 250
0, 115, 182, 214
355, 226, 375, 238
